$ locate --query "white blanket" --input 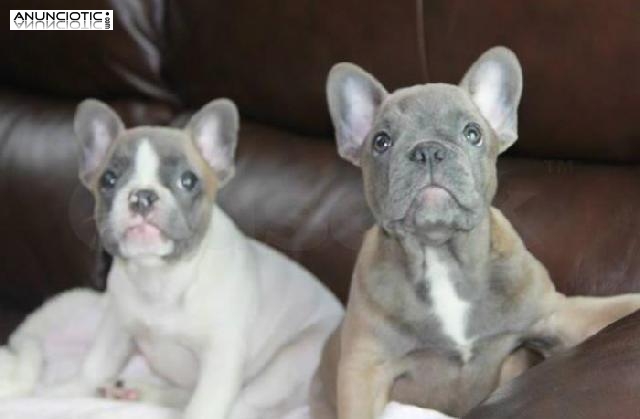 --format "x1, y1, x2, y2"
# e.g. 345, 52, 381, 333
0, 289, 454, 419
